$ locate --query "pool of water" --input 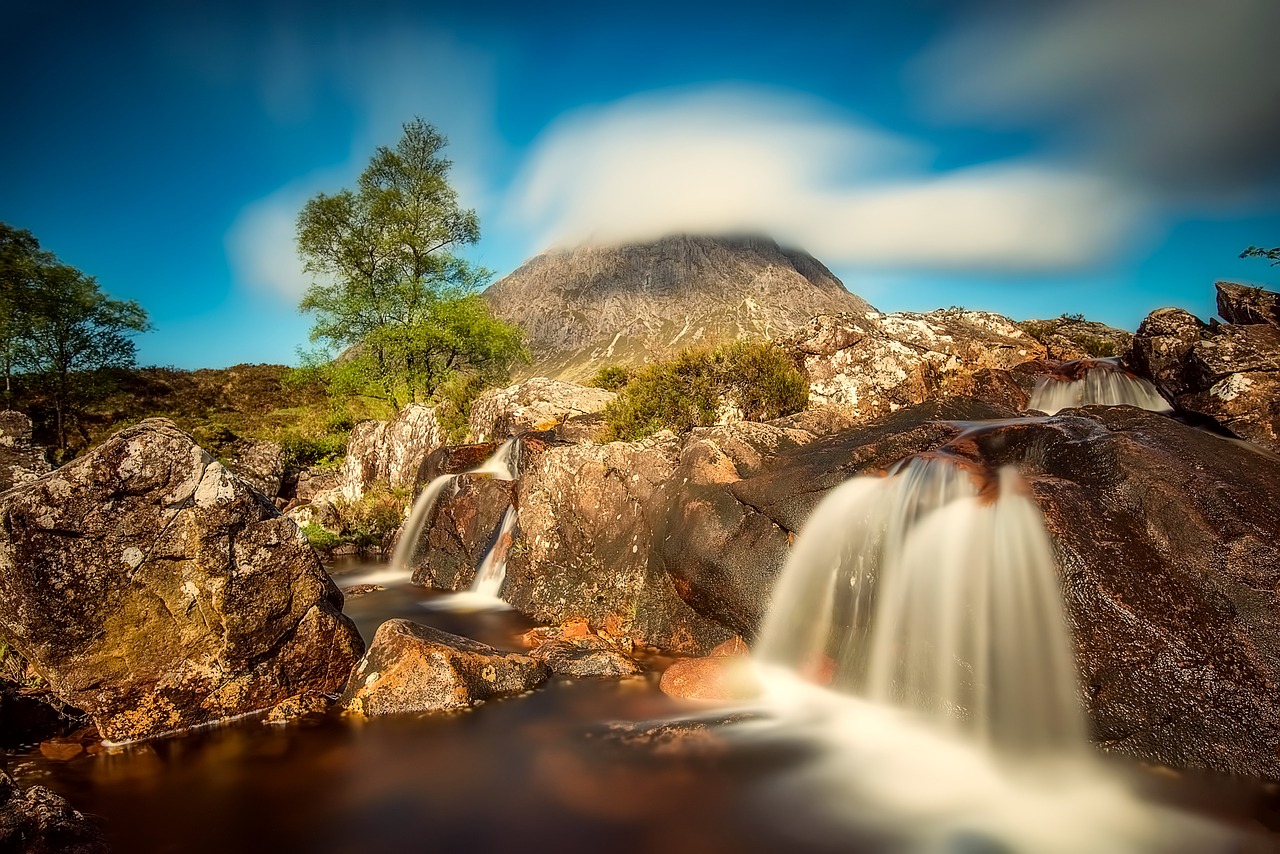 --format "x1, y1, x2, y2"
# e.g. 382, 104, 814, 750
6, 565, 1279, 853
